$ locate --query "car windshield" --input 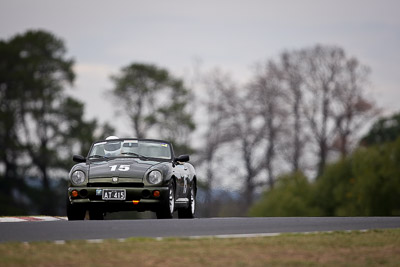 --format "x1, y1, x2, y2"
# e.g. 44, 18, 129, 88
88, 139, 172, 160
